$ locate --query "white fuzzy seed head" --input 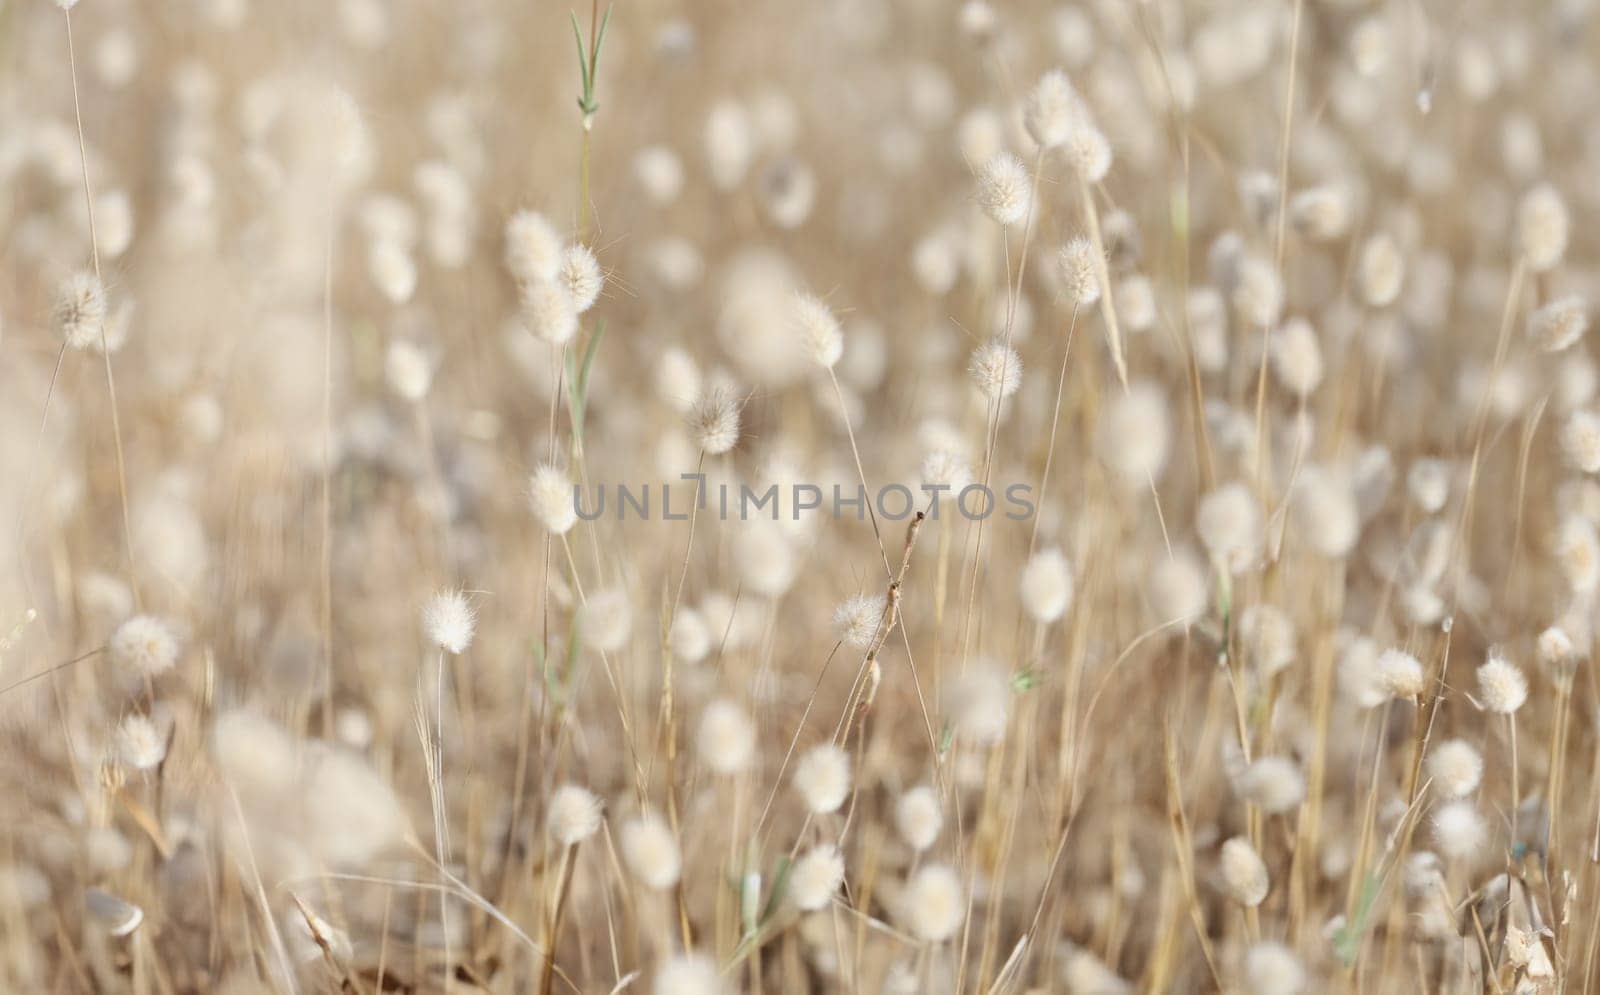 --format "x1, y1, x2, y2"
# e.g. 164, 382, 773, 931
653, 953, 723, 995
921, 449, 973, 497
384, 339, 433, 401
1271, 318, 1324, 396
1556, 516, 1600, 593
115, 714, 166, 771
1518, 183, 1569, 272
1358, 233, 1405, 307
560, 243, 603, 314
789, 843, 846, 911
793, 743, 852, 814
688, 386, 741, 454
669, 609, 712, 663
903, 864, 965, 941
895, 785, 943, 851
794, 293, 844, 368
529, 463, 578, 535
505, 210, 564, 284
969, 338, 1023, 400
621, 813, 681, 891
547, 784, 603, 846
1407, 459, 1451, 513
1289, 184, 1352, 240
697, 699, 756, 774
520, 278, 578, 346
1020, 548, 1074, 624
1529, 296, 1589, 352
1232, 256, 1283, 328
579, 586, 633, 653
1243, 942, 1306, 995
1538, 625, 1578, 675
1426, 739, 1483, 799
1058, 236, 1102, 306
109, 615, 179, 679
975, 153, 1030, 226
1431, 800, 1487, 861
1197, 483, 1263, 573
1376, 648, 1427, 700
833, 592, 887, 649
949, 663, 1012, 745
1475, 654, 1528, 714
422, 590, 475, 654
1236, 755, 1306, 815
1098, 382, 1171, 486
1563, 410, 1600, 473
1219, 837, 1269, 906
53, 272, 107, 350
1064, 123, 1112, 182
1024, 69, 1080, 149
